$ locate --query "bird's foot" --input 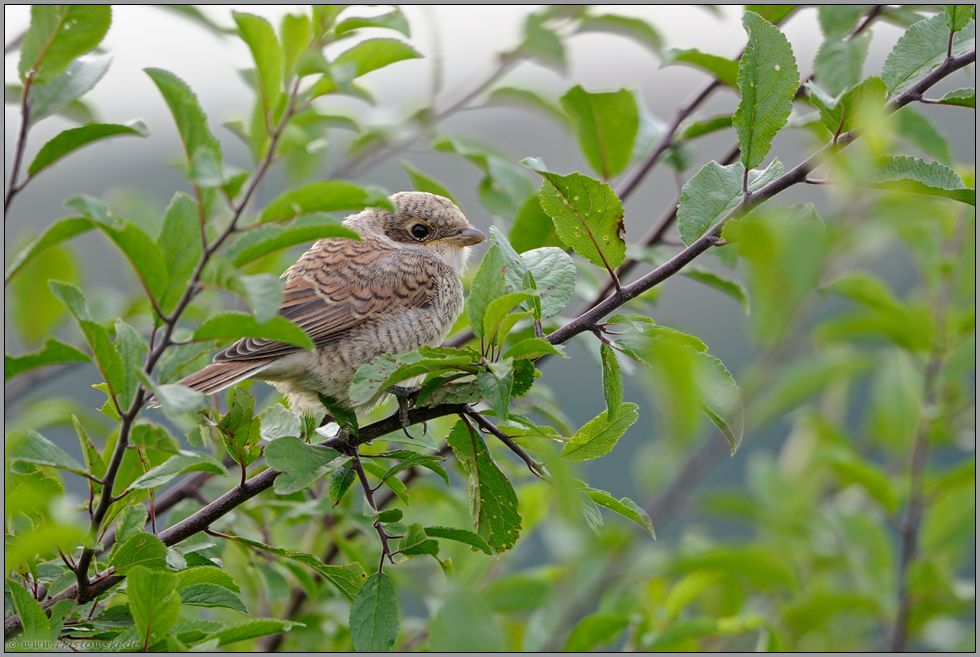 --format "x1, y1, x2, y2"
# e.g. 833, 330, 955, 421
385, 385, 421, 438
